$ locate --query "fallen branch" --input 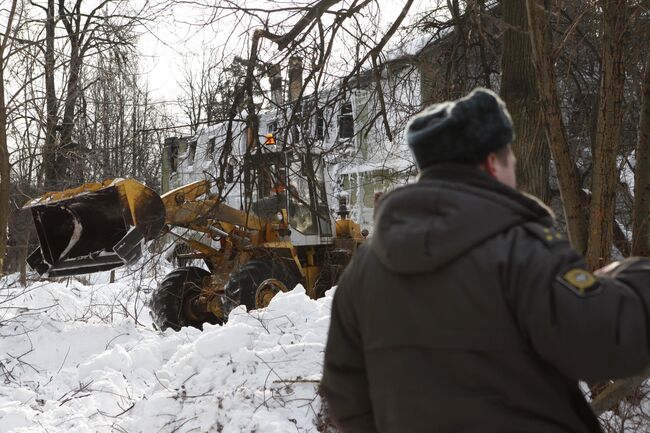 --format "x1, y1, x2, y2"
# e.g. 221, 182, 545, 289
591, 367, 650, 415
272, 379, 320, 384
